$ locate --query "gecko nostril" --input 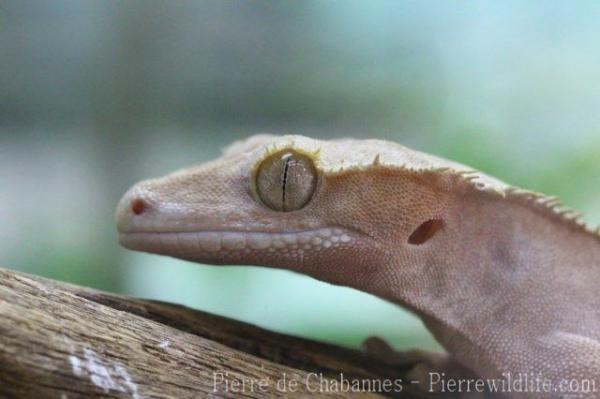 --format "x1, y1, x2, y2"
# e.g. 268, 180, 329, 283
131, 198, 147, 215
